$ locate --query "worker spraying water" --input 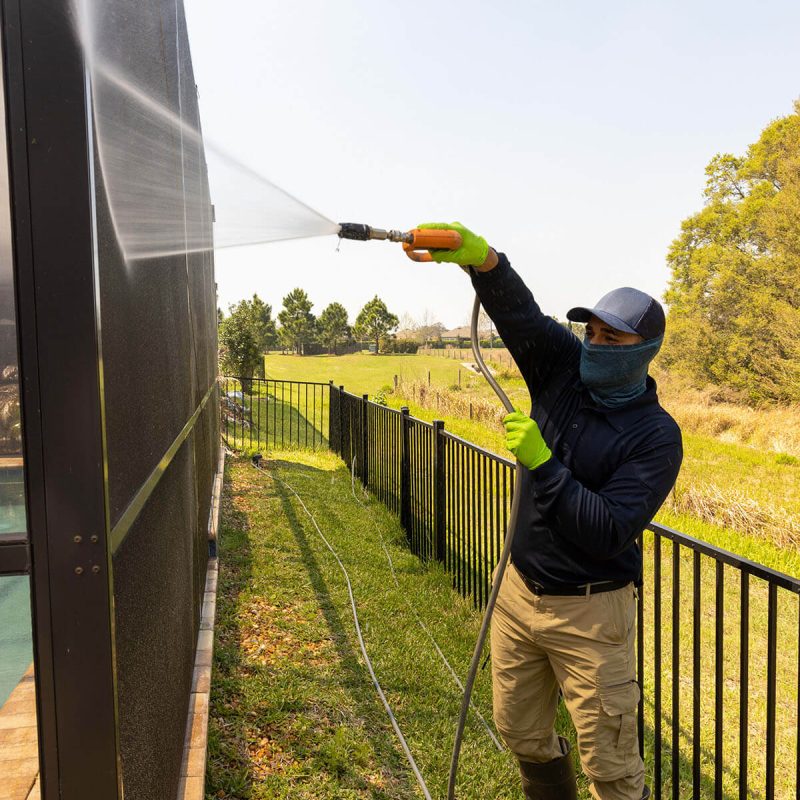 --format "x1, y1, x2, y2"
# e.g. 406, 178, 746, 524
342, 220, 682, 800
74, 1, 683, 795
